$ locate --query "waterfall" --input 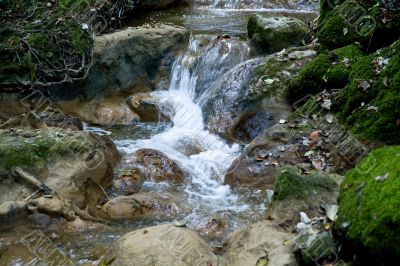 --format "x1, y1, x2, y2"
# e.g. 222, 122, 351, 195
114, 35, 269, 228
